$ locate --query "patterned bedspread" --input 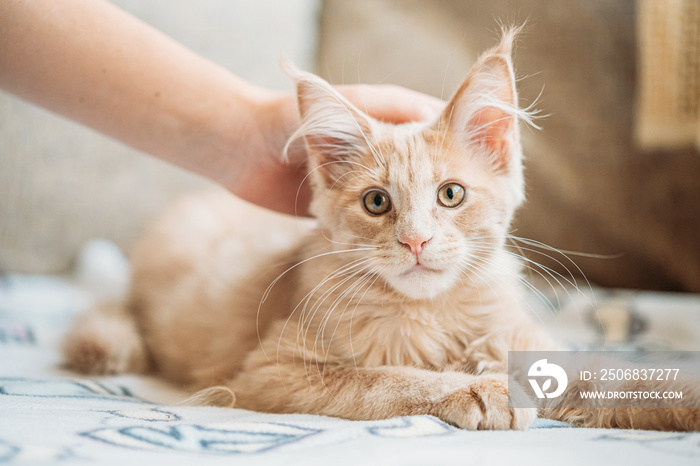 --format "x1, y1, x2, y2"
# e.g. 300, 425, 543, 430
2, 255, 700, 465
